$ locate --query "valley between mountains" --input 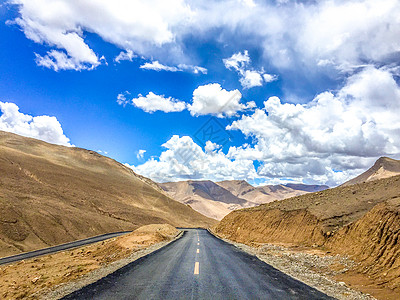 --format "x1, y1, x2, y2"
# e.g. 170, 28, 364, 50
1, 131, 400, 300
